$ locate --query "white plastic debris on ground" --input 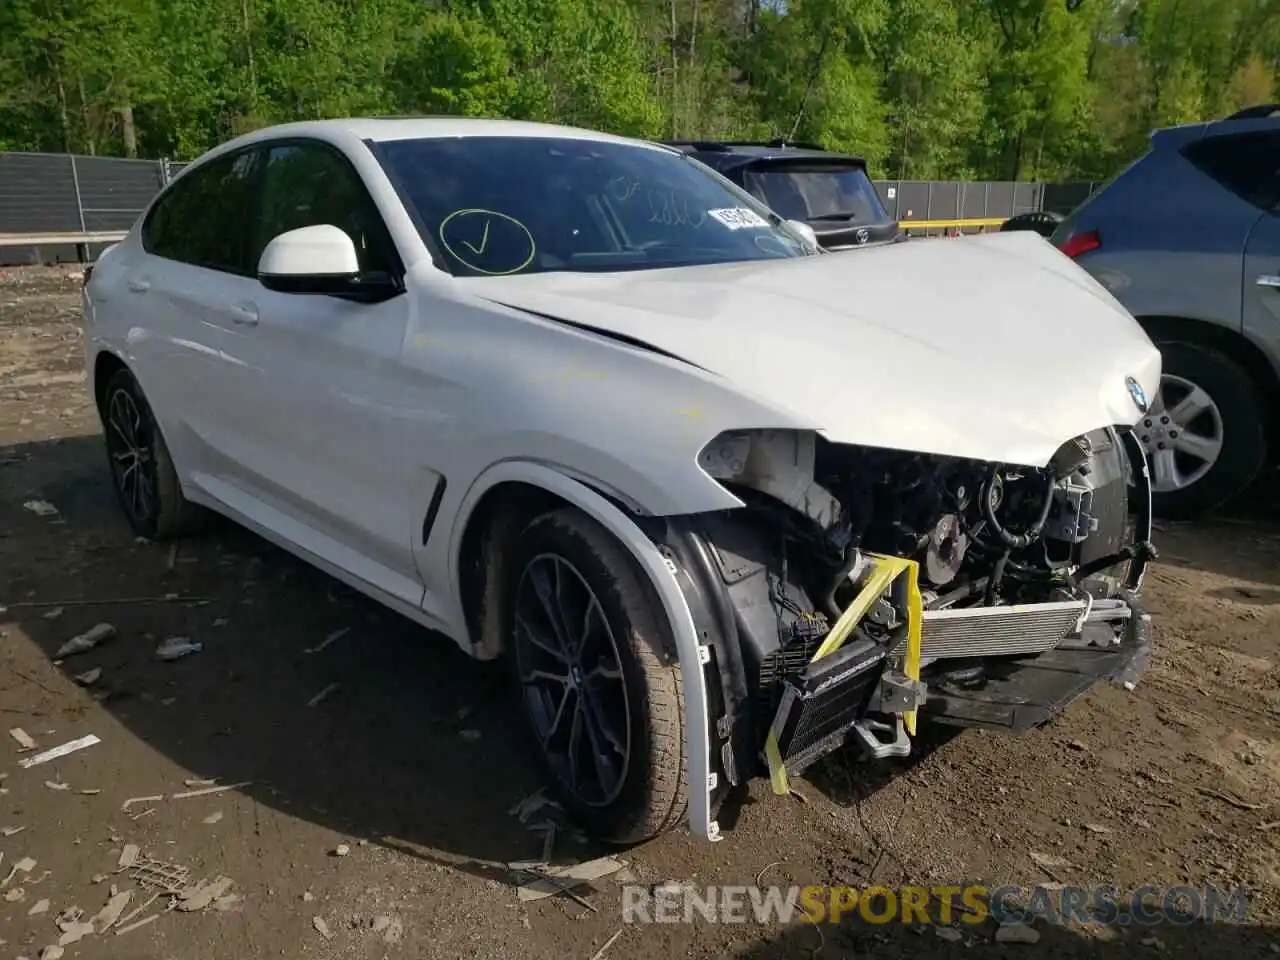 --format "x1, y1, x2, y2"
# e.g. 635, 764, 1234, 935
155, 637, 202, 661
55, 623, 115, 658
177, 876, 234, 912
18, 735, 101, 769
509, 855, 627, 903
9, 728, 37, 751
